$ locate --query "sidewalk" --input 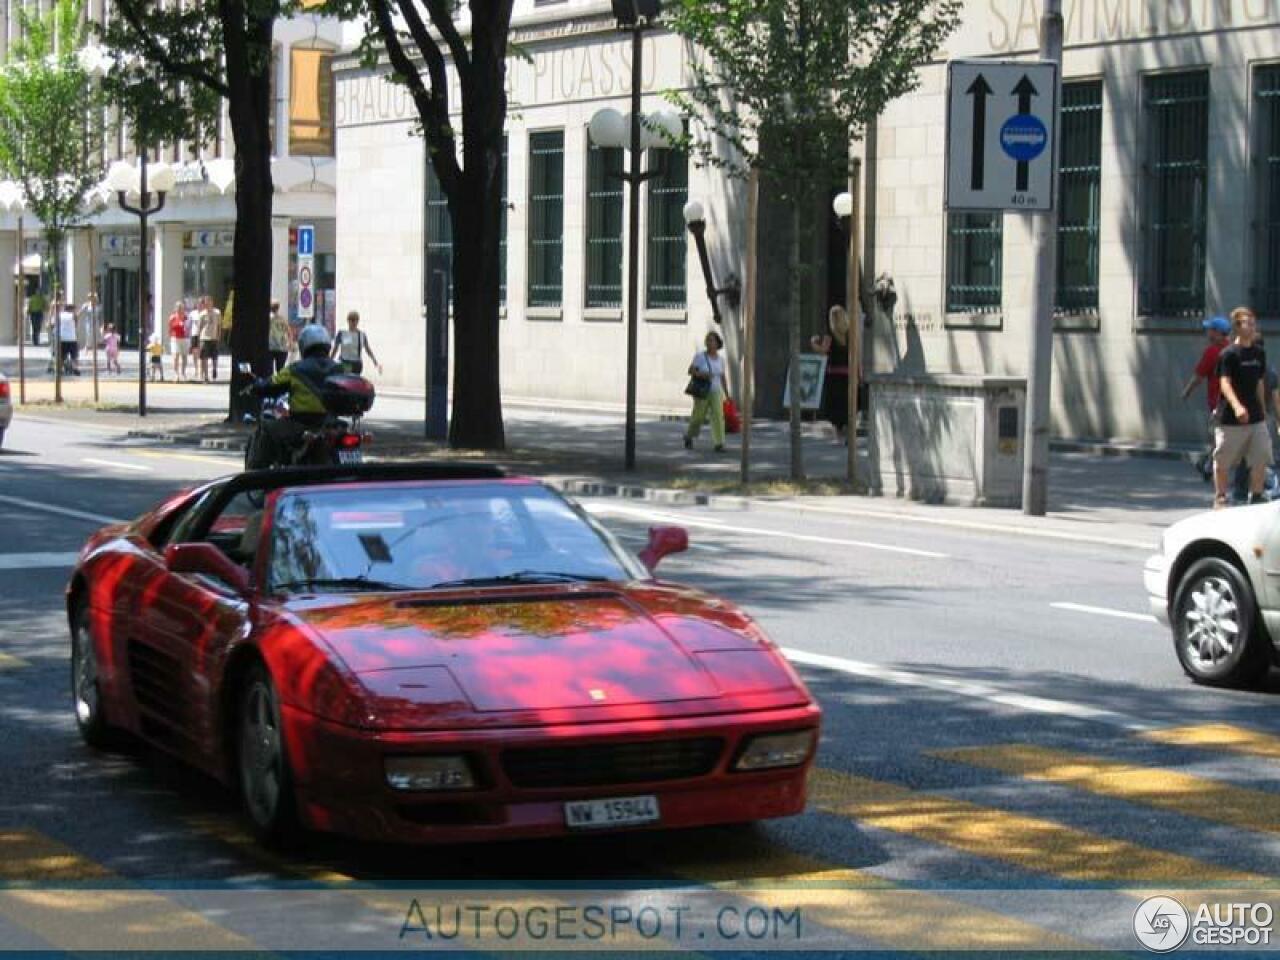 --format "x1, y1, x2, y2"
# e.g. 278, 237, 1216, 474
2, 344, 1213, 546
